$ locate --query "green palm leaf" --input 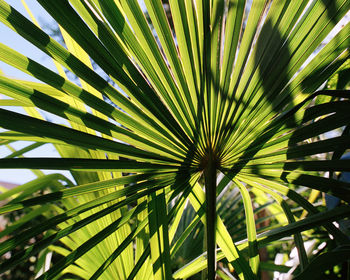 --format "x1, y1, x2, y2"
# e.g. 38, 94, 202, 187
0, 0, 349, 279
